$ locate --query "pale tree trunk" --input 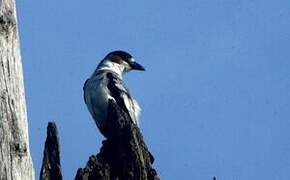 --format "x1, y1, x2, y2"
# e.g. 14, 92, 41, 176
0, 0, 34, 179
